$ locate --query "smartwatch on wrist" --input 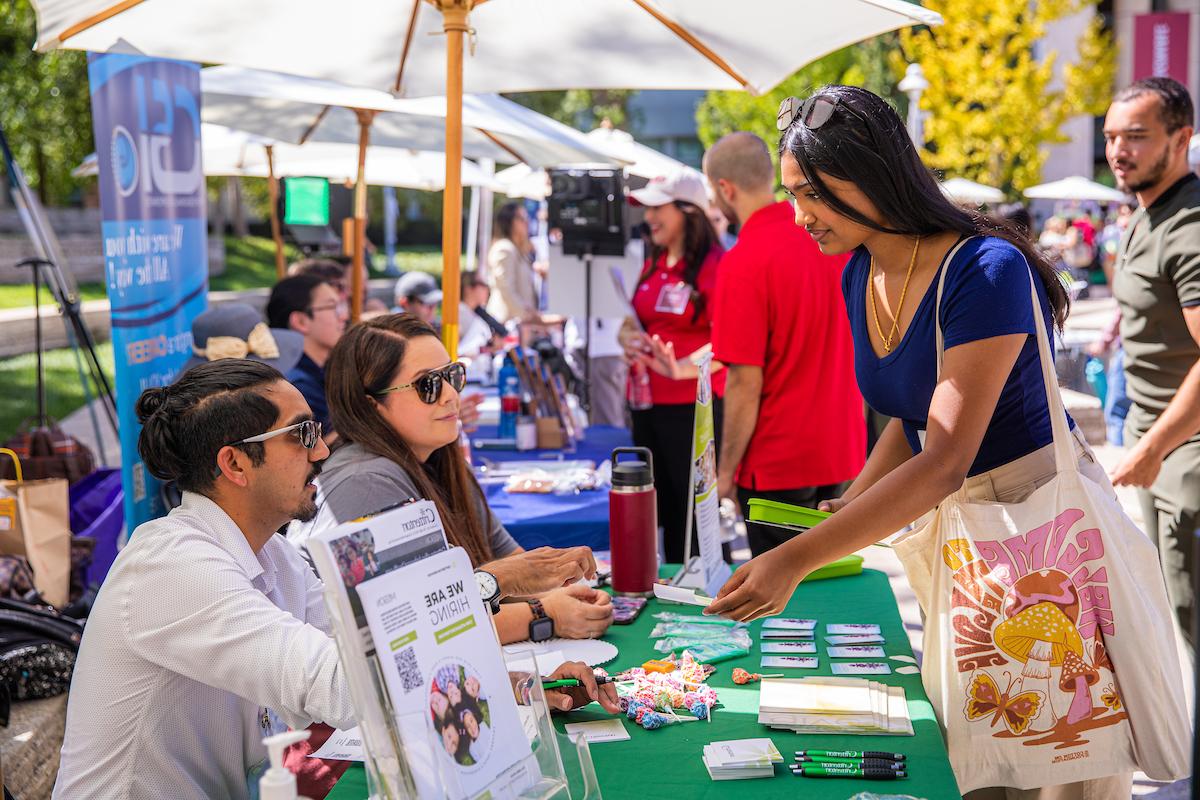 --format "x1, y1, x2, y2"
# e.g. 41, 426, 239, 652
527, 598, 555, 642
475, 569, 501, 615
